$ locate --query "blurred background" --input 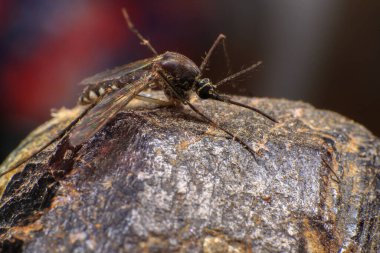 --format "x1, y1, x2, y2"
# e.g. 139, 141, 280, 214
0, 0, 379, 161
